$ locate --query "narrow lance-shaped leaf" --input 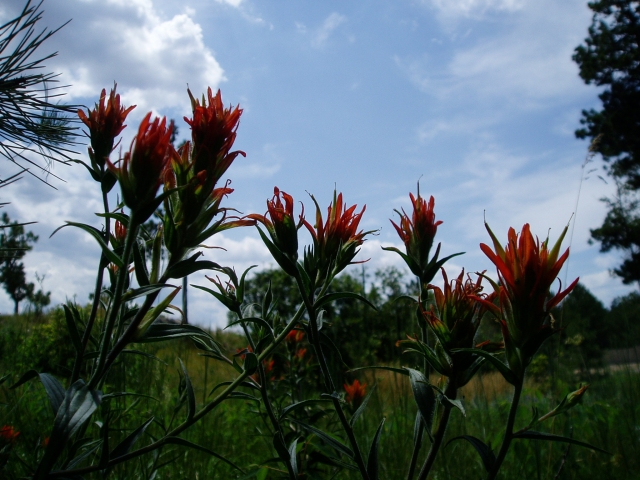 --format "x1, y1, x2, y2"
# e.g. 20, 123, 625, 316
406, 368, 436, 441
367, 418, 385, 480
446, 435, 495, 473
